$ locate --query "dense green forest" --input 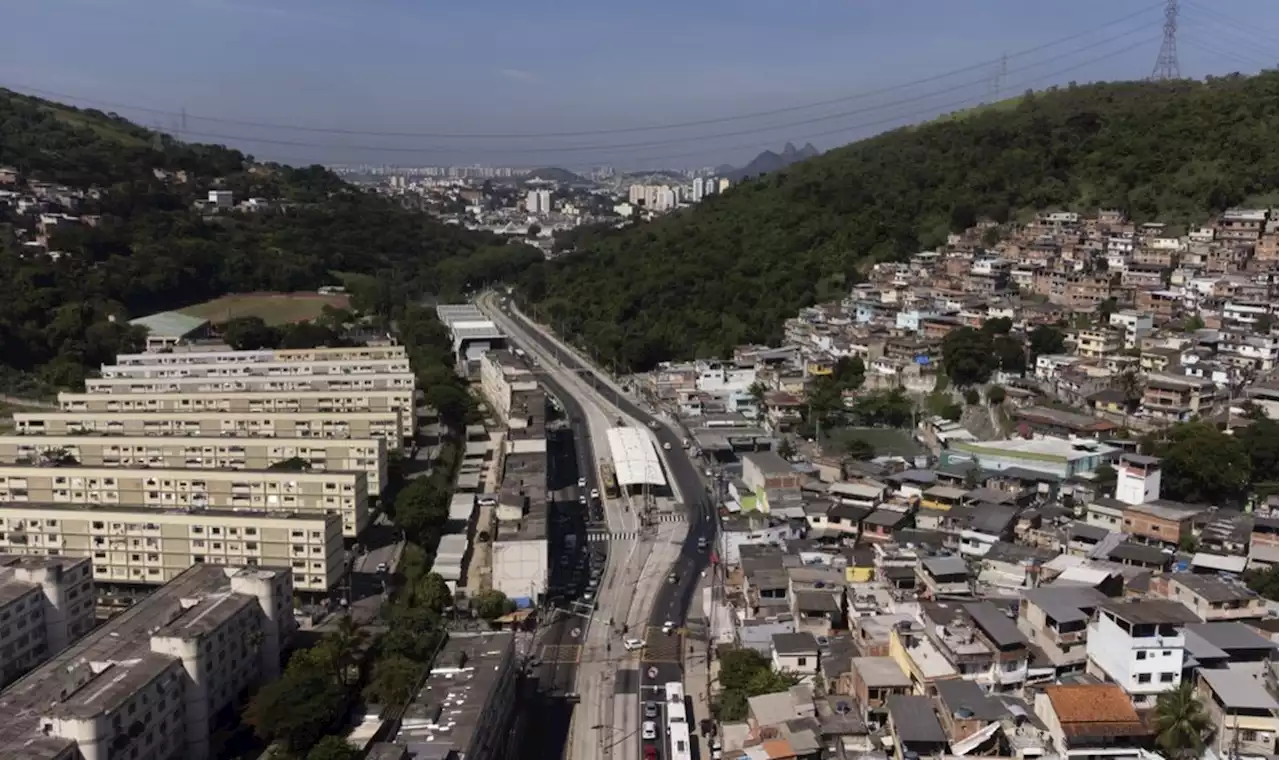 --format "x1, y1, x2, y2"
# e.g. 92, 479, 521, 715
0, 88, 539, 387
518, 72, 1279, 370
